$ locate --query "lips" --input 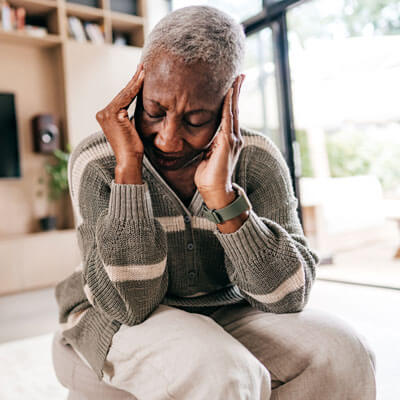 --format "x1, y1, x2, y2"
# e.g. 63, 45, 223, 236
157, 154, 180, 161
153, 149, 182, 161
